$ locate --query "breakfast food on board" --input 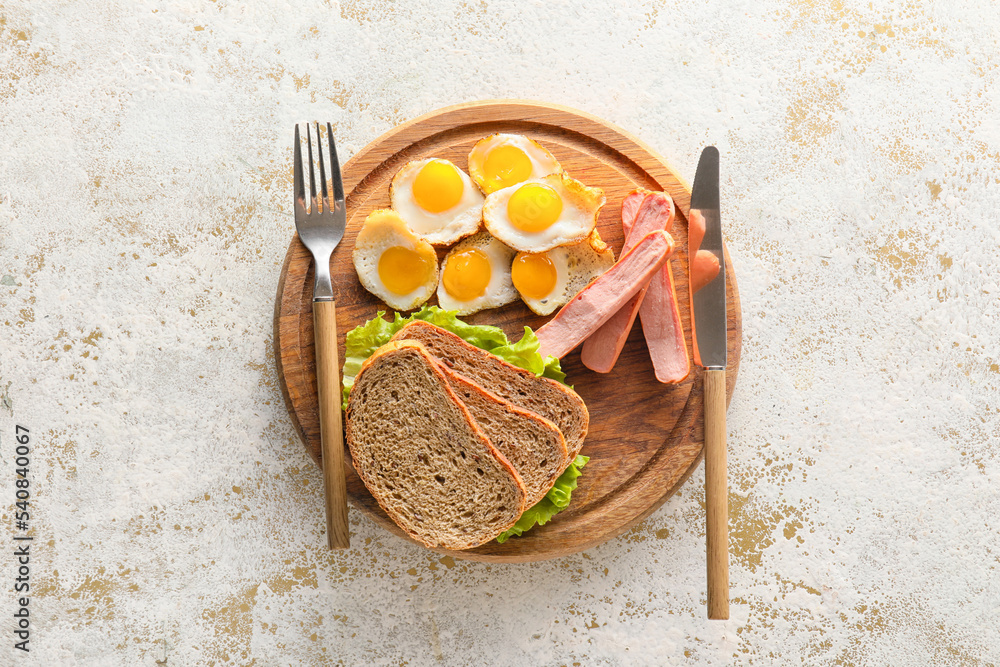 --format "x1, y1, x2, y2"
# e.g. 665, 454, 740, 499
340, 306, 567, 409
467, 133, 563, 194
352, 209, 439, 311
346, 340, 527, 550
639, 255, 690, 383
352, 134, 614, 316
392, 320, 590, 460
620, 188, 651, 229
436, 231, 517, 315
536, 230, 676, 360
390, 158, 485, 245
627, 193, 690, 383
482, 172, 605, 253
442, 369, 569, 507
512, 230, 615, 316
341, 307, 590, 548
581, 192, 675, 373
339, 127, 717, 551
